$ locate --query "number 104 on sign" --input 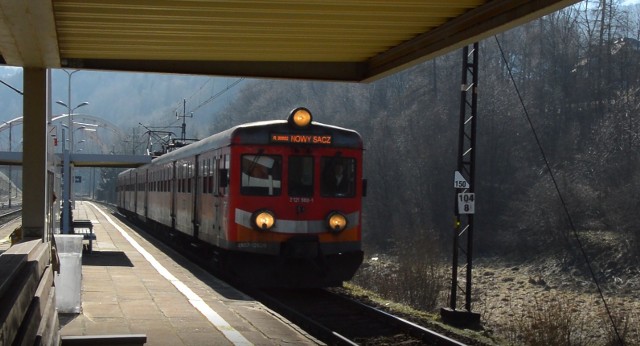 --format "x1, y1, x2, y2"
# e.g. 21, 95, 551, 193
457, 193, 475, 214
